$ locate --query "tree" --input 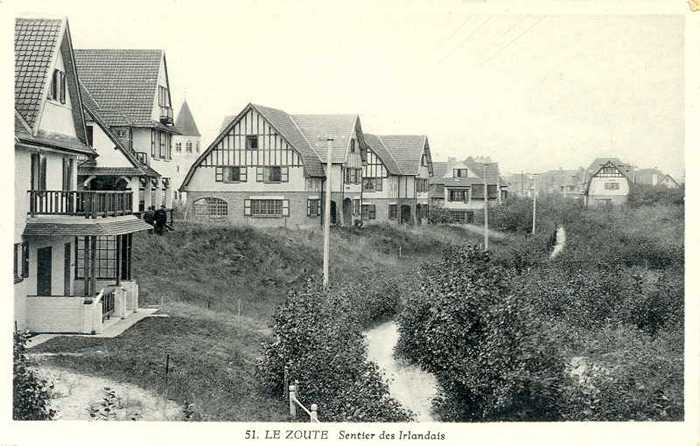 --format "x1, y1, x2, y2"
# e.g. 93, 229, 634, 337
13, 330, 55, 420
